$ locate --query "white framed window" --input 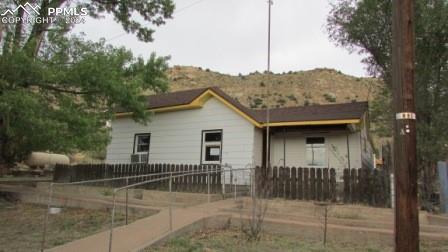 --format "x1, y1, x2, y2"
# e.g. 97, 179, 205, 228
306, 137, 326, 167
133, 133, 150, 154
201, 130, 222, 164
